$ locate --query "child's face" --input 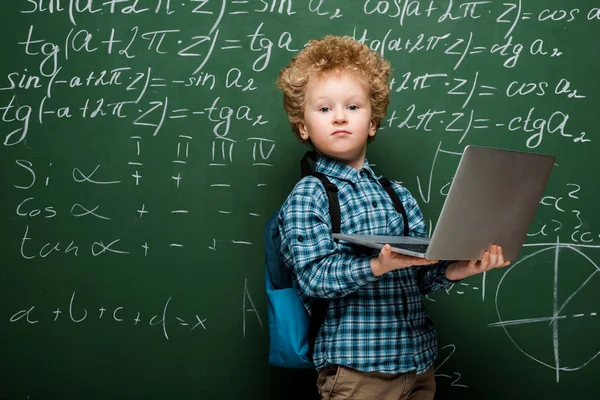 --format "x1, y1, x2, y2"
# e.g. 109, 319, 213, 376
297, 70, 376, 169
